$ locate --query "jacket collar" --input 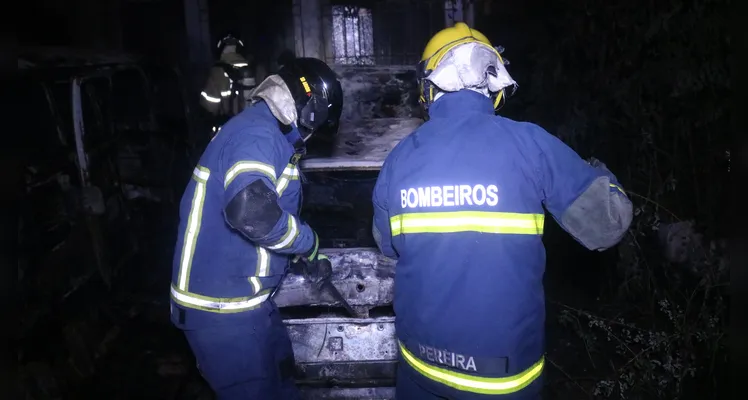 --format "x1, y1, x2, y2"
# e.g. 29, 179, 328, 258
244, 101, 305, 151
428, 89, 495, 119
